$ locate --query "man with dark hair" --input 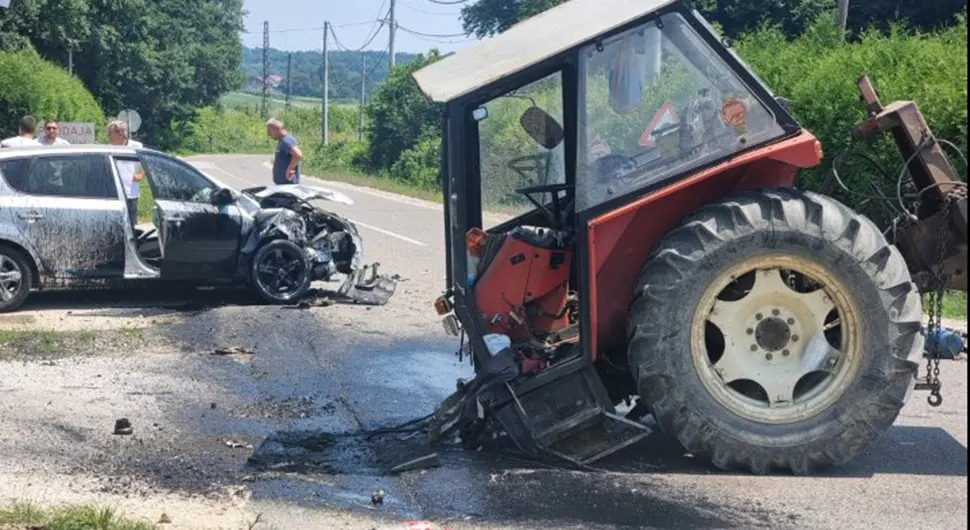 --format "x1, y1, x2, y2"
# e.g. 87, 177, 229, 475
1, 115, 40, 148
38, 119, 71, 146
